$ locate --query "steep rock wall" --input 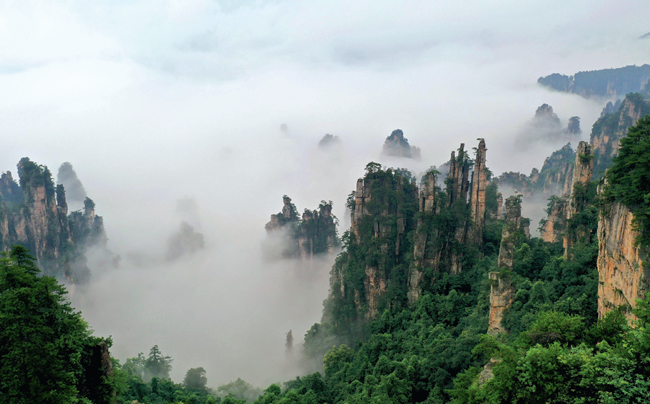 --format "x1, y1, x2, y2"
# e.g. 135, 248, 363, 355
591, 93, 650, 177
0, 159, 109, 284
488, 195, 520, 335
468, 139, 487, 244
597, 201, 648, 320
